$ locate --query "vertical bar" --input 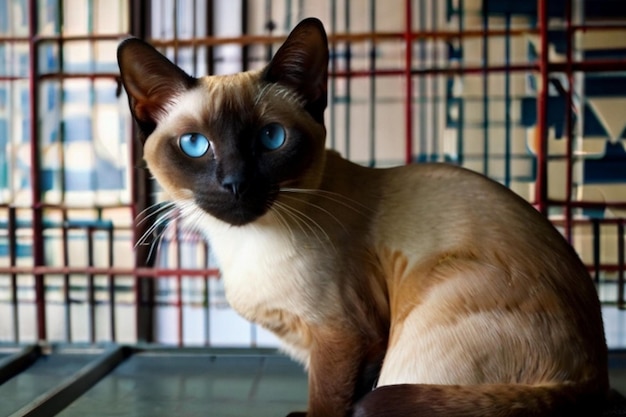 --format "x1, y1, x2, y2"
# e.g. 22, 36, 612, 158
87, 227, 96, 343
504, 12, 512, 187
563, 0, 574, 243
206, 0, 215, 75
28, 0, 47, 342
535, 0, 549, 214
62, 219, 71, 342
431, 0, 439, 162
130, 0, 156, 344
131, 0, 150, 38
8, 207, 19, 343
404, 0, 414, 164
241, 0, 249, 71
264, 0, 274, 61
191, 0, 198, 72
417, 0, 426, 161
107, 226, 116, 342
368, 0, 376, 167
344, 0, 351, 159
176, 223, 183, 347
592, 219, 600, 286
618, 221, 625, 309
172, 0, 179, 63
329, 0, 337, 149
457, 0, 465, 166
204, 242, 211, 346
481, 4, 489, 176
